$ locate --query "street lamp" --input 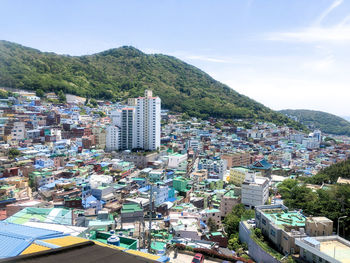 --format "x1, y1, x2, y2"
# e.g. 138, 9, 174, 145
337, 216, 347, 236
